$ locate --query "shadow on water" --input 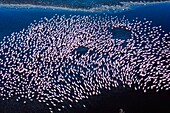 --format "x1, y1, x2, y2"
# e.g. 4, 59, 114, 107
0, 88, 169, 113
85, 88, 170, 113
0, 97, 49, 113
